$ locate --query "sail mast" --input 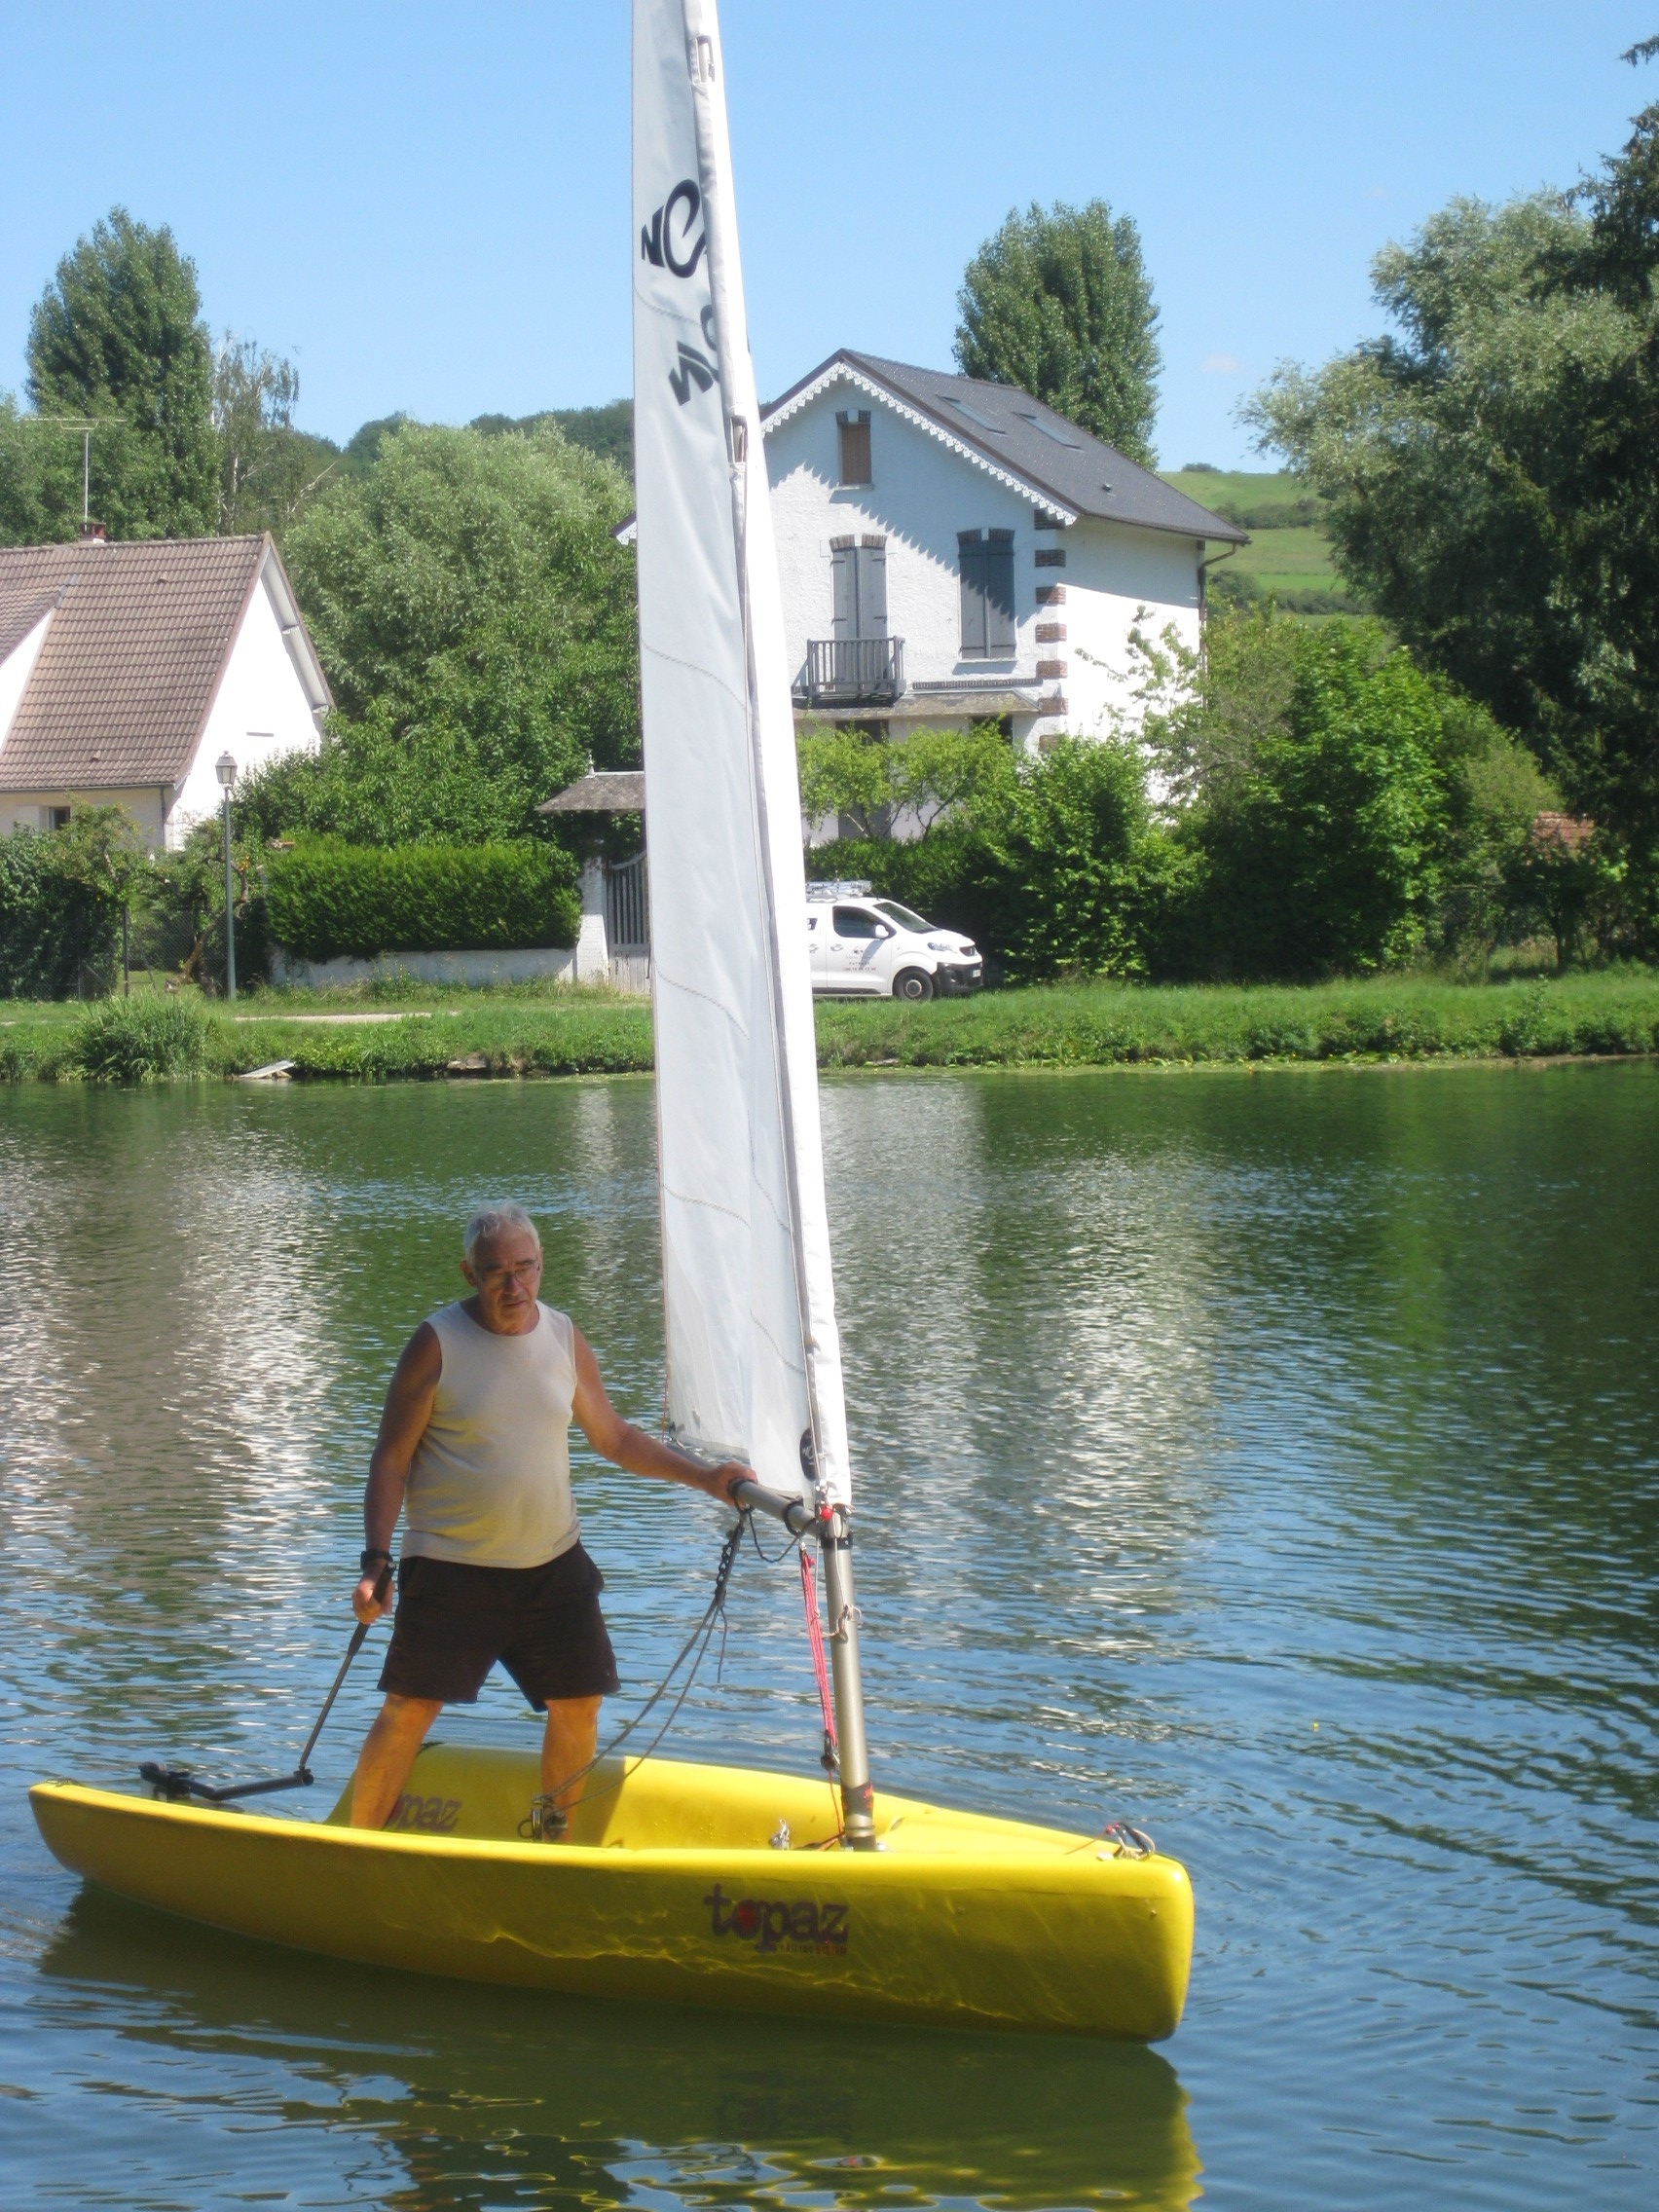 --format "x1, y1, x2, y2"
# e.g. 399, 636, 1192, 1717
632, 0, 875, 1844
